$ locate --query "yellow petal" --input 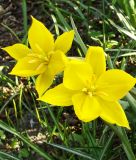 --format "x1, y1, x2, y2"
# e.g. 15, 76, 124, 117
63, 60, 93, 90
2, 44, 31, 60
10, 56, 46, 77
99, 98, 130, 129
54, 30, 74, 54
28, 17, 54, 54
72, 93, 101, 122
96, 69, 136, 101
36, 70, 54, 97
48, 51, 68, 76
85, 46, 106, 78
39, 84, 76, 106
